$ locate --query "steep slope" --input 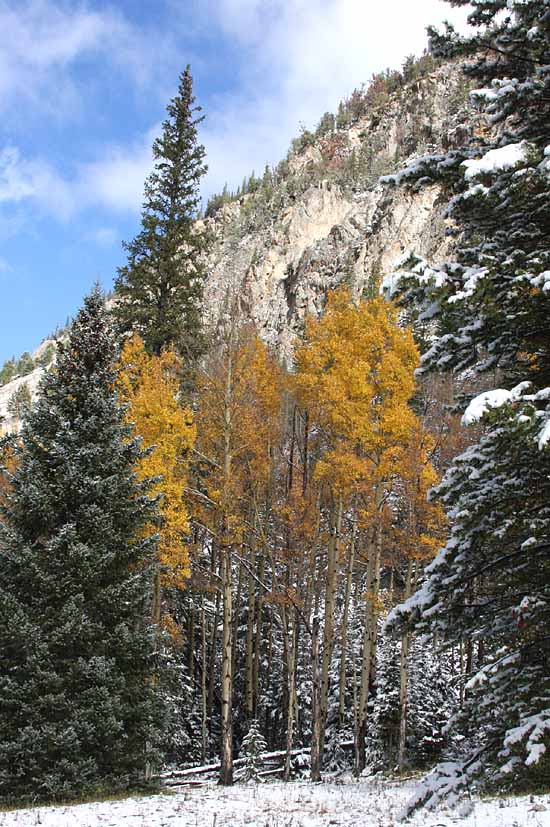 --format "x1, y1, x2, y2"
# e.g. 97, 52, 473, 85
0, 59, 478, 419
0, 338, 57, 434
201, 60, 478, 358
